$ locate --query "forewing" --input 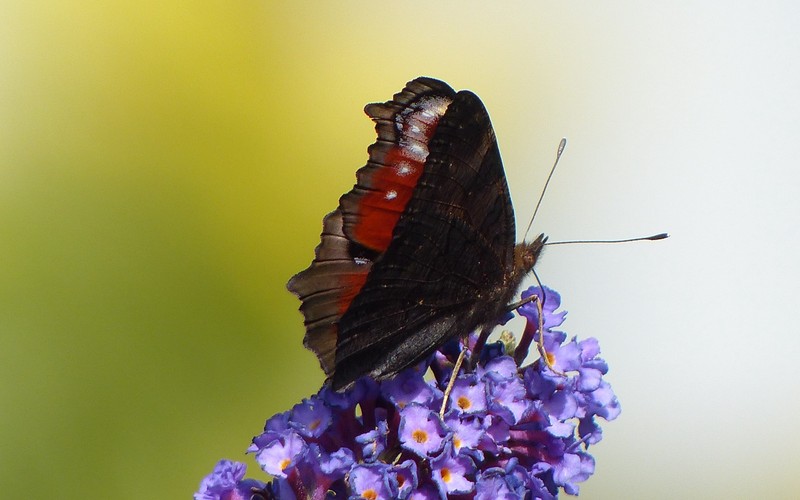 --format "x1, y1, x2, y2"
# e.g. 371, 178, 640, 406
333, 89, 516, 389
287, 77, 456, 378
